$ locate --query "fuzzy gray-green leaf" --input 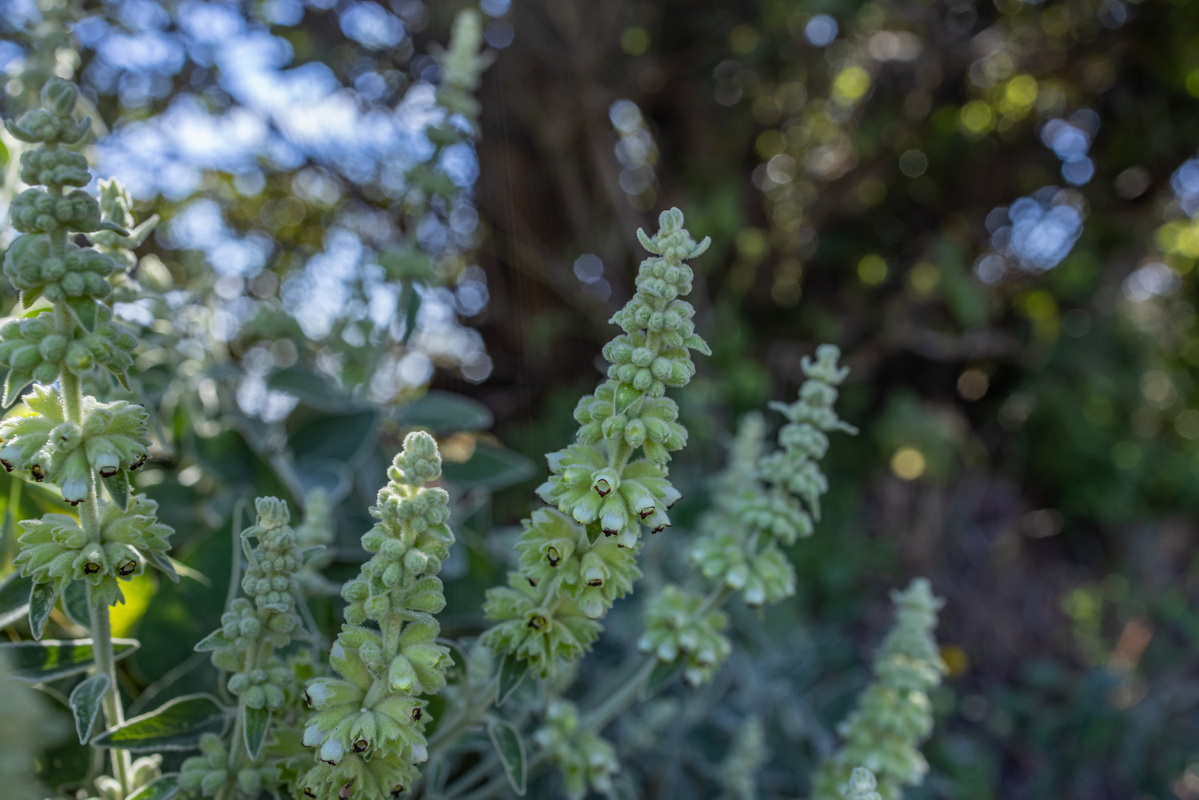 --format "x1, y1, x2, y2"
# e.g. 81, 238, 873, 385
487, 717, 527, 795
91, 693, 227, 752
69, 673, 110, 743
